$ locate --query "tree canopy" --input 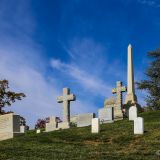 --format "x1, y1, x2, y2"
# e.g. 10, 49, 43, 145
137, 50, 160, 110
